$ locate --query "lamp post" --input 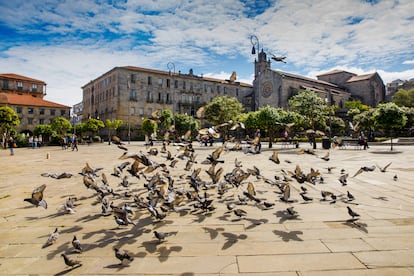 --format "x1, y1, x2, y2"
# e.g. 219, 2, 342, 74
250, 35, 260, 57
167, 62, 176, 139
127, 77, 131, 144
